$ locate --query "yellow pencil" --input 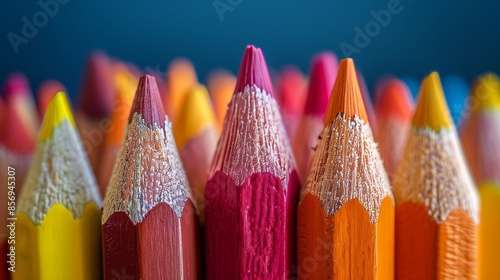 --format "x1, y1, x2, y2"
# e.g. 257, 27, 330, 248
15, 92, 102, 280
